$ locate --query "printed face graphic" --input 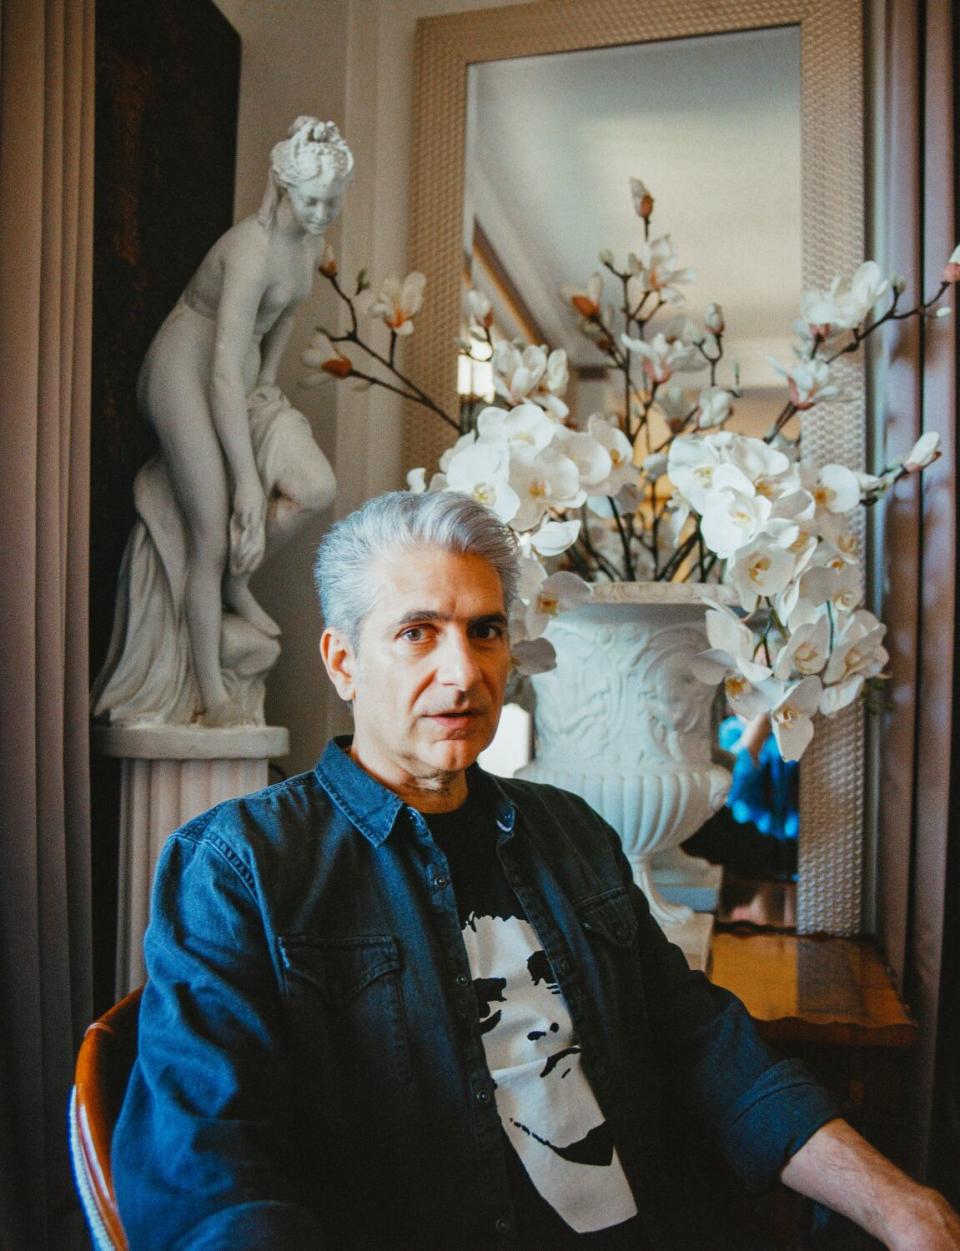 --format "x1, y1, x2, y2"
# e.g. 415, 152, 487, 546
463, 914, 637, 1233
